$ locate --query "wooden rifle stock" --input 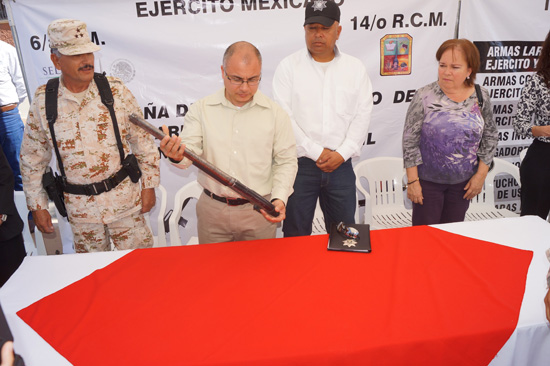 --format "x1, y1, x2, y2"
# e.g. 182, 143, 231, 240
128, 114, 279, 217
